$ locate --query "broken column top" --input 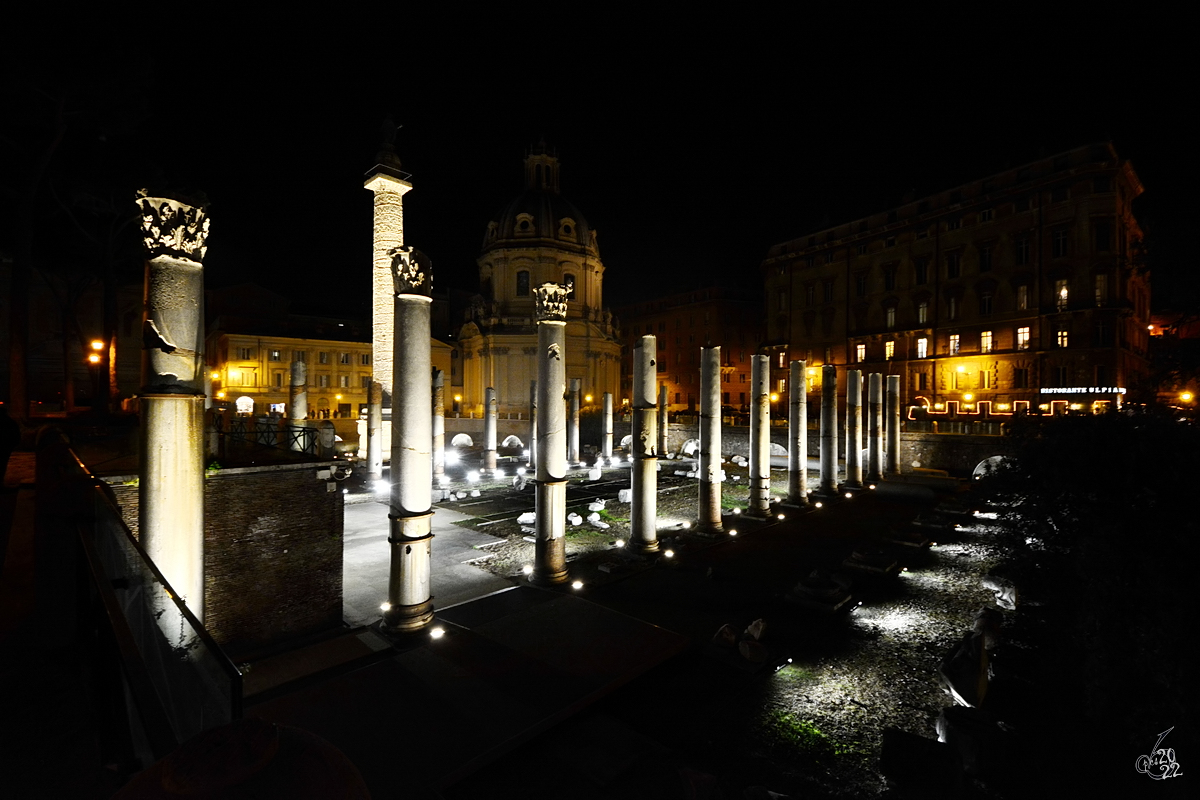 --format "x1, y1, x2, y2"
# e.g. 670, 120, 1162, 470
534, 283, 570, 321
389, 245, 432, 297
136, 190, 210, 264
